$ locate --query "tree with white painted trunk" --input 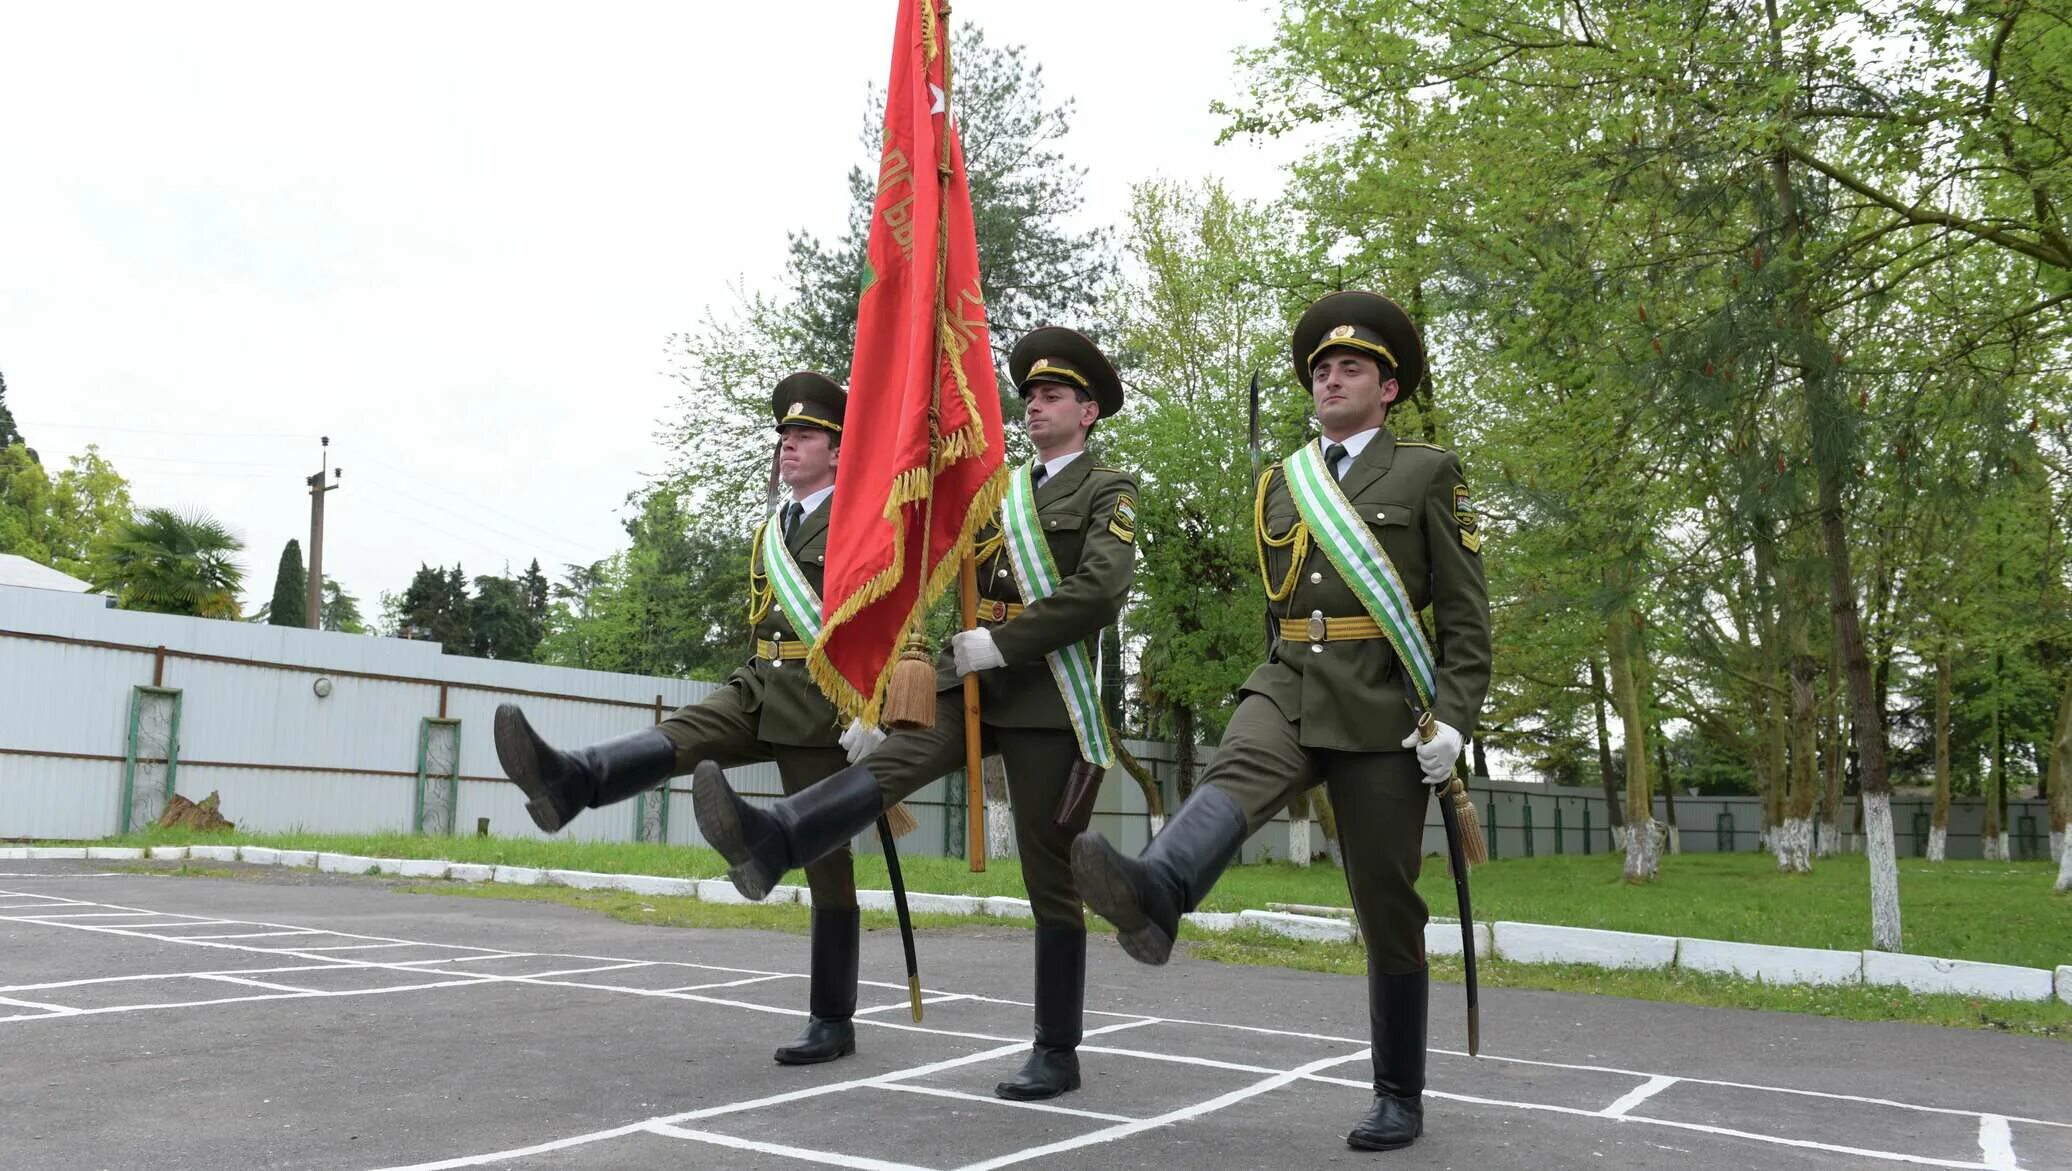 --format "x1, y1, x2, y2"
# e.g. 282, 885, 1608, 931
2051, 676, 2071, 894
1606, 562, 1661, 884
983, 755, 1013, 861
